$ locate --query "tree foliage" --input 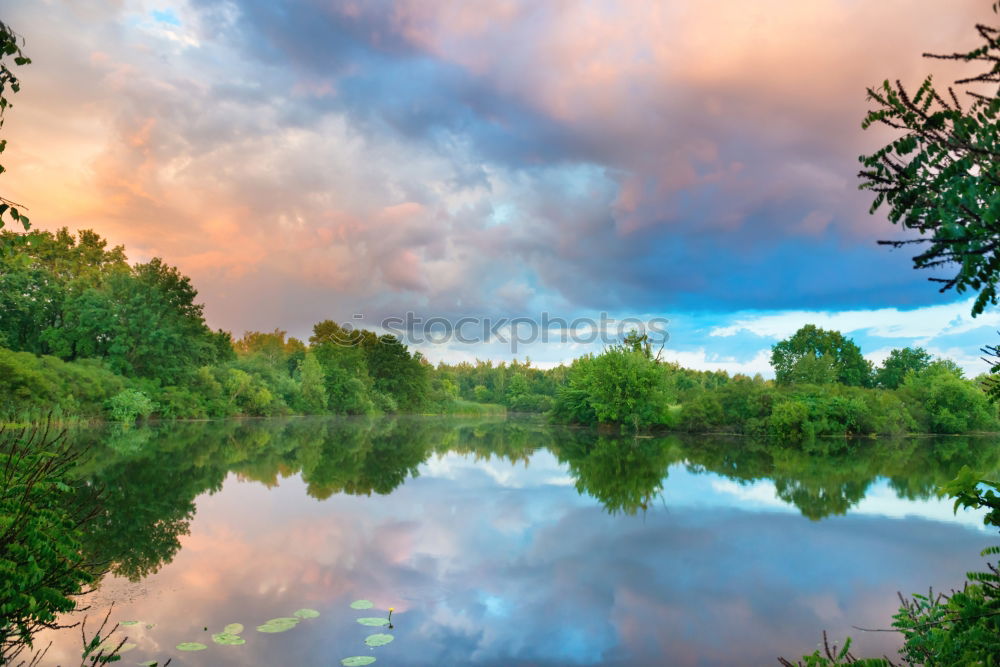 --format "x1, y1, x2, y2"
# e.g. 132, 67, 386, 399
876, 347, 932, 389
1, 425, 98, 658
0, 20, 31, 232
550, 344, 675, 430
861, 8, 1000, 315
771, 325, 874, 387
